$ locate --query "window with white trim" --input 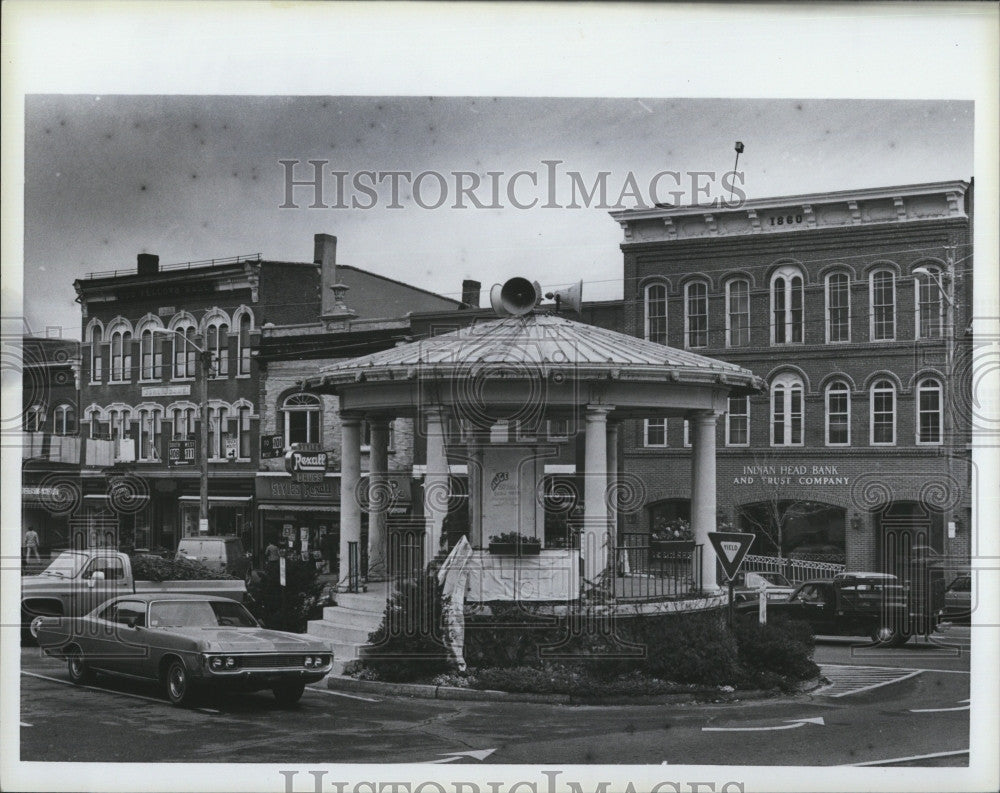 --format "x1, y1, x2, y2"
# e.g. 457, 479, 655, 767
110, 328, 132, 382
915, 267, 944, 339
139, 327, 163, 380
825, 272, 851, 343
171, 405, 197, 440
685, 281, 708, 348
825, 380, 850, 446
870, 269, 895, 341
771, 266, 804, 344
53, 404, 76, 435
85, 406, 105, 438
25, 404, 45, 432
644, 418, 666, 447
172, 324, 197, 379
206, 320, 229, 377
106, 407, 131, 442
725, 396, 749, 446
89, 324, 103, 382
726, 279, 750, 347
208, 404, 229, 460
916, 378, 943, 445
238, 404, 253, 459
870, 379, 895, 445
283, 393, 321, 446
237, 311, 252, 375
137, 407, 163, 461
644, 283, 667, 344
770, 372, 804, 446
